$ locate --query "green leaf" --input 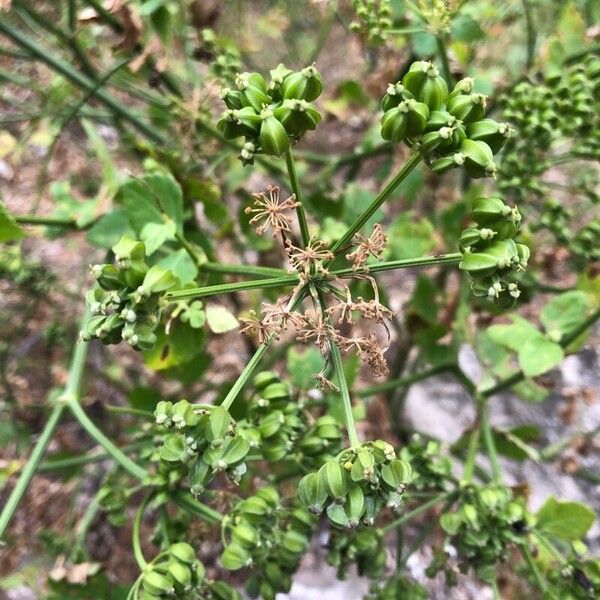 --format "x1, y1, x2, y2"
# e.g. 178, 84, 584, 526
0, 201, 24, 242
493, 425, 540, 461
518, 336, 564, 378
487, 316, 541, 352
206, 305, 239, 334
540, 291, 589, 342
387, 213, 436, 260
140, 220, 176, 255
287, 346, 325, 389
143, 321, 204, 370
536, 497, 596, 541
86, 210, 133, 249
342, 184, 384, 233
157, 249, 199, 284
451, 14, 484, 43
118, 174, 184, 235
